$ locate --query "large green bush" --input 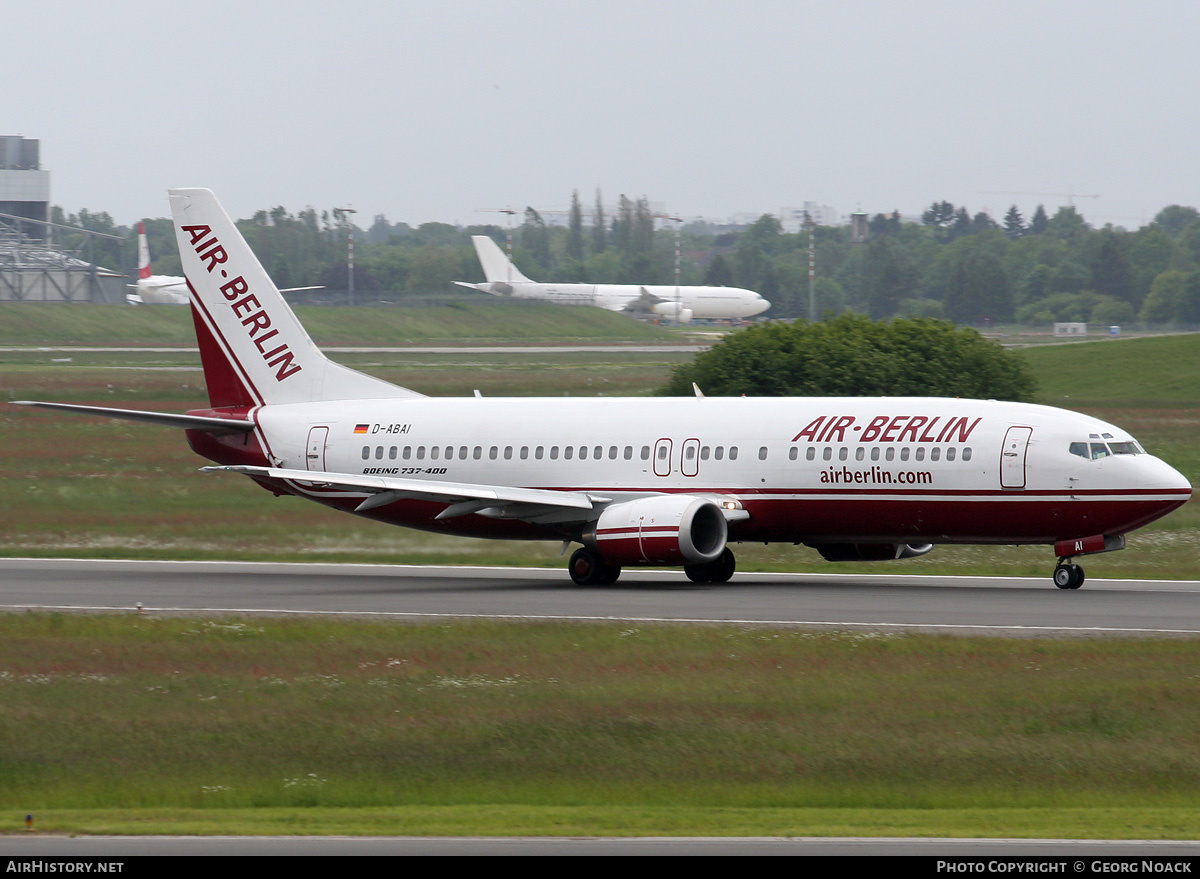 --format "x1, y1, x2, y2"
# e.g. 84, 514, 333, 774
660, 314, 1036, 401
